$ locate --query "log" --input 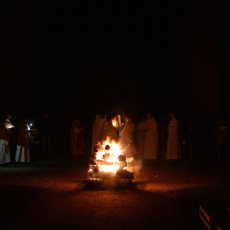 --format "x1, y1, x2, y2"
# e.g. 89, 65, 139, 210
116, 169, 134, 179
102, 153, 111, 160
105, 145, 110, 150
118, 155, 126, 162
119, 161, 127, 169
96, 160, 116, 166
